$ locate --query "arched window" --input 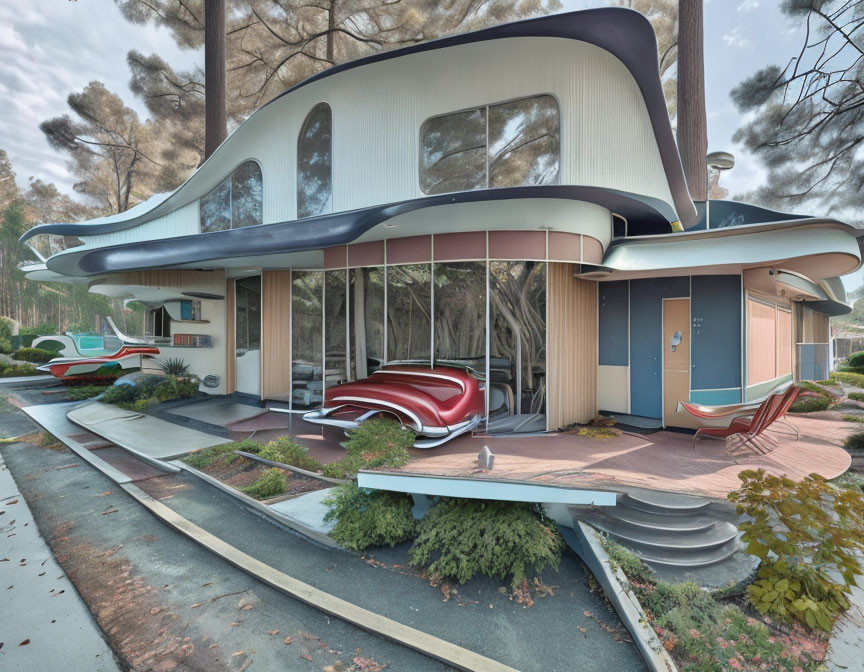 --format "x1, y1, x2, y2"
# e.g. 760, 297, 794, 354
297, 103, 332, 219
200, 160, 263, 232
